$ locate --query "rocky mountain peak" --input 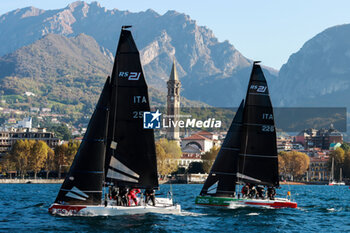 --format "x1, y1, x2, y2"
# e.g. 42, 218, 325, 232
277, 23, 350, 107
